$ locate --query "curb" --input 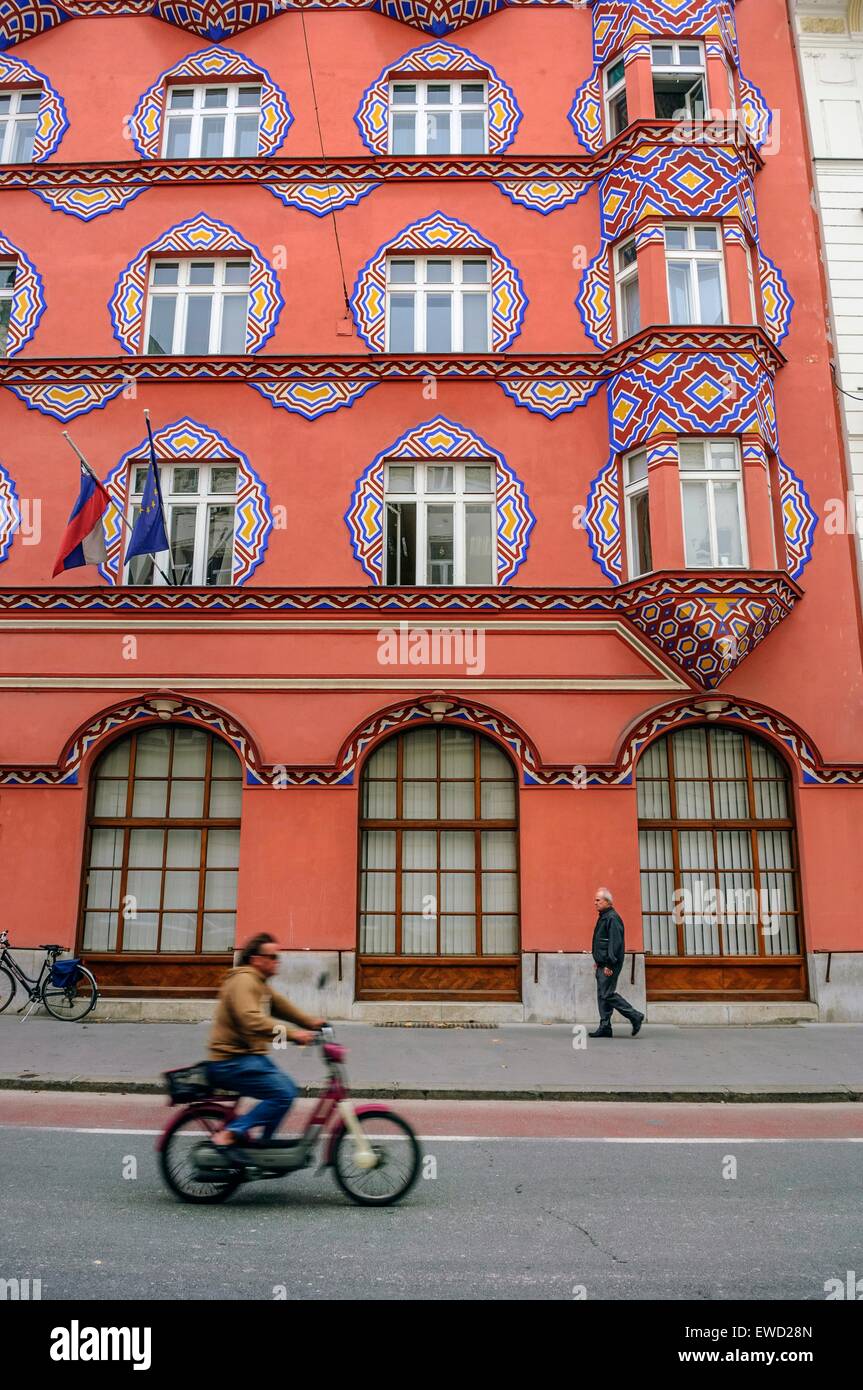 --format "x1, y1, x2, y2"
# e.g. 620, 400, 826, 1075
1, 1075, 861, 1103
